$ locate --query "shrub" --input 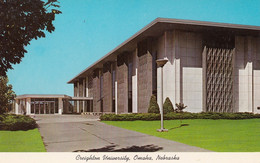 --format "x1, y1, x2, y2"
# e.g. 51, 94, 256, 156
163, 97, 174, 114
0, 114, 37, 131
175, 103, 187, 113
148, 95, 160, 113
